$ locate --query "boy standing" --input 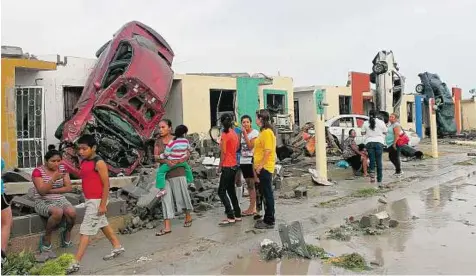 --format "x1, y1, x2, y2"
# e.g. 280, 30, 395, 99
68, 135, 124, 273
